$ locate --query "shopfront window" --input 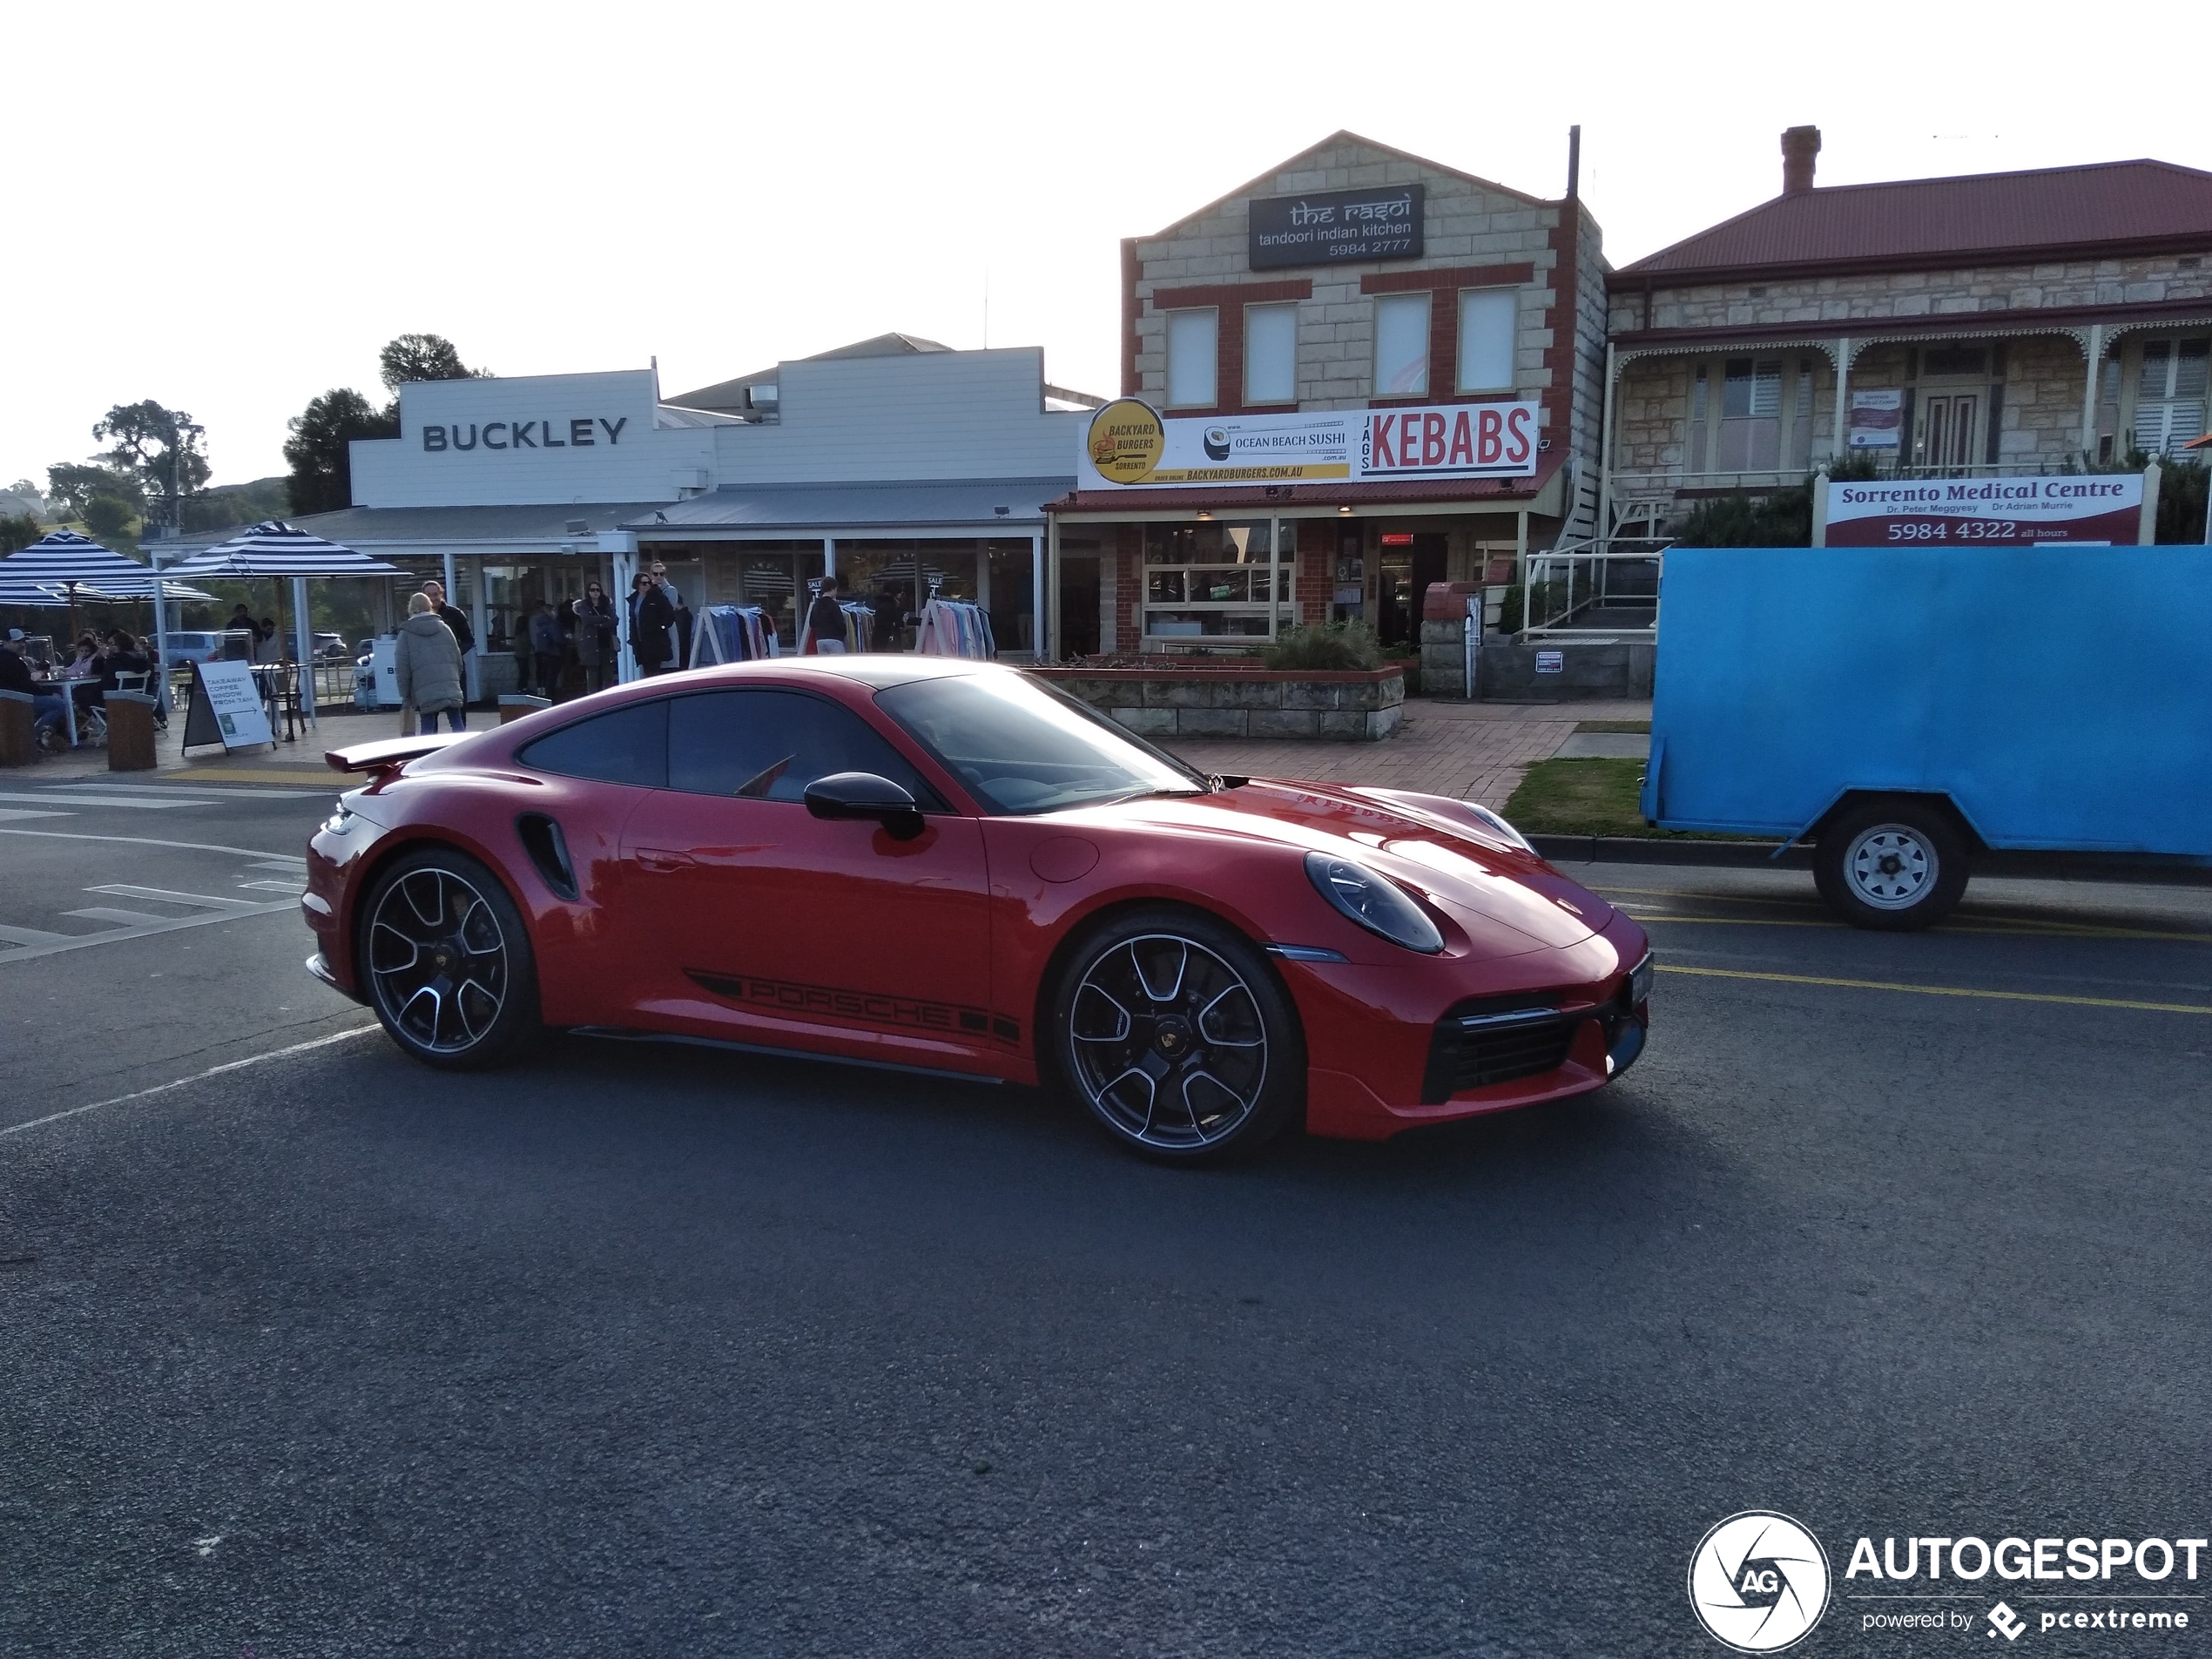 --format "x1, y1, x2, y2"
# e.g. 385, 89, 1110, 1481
1141, 521, 1291, 644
